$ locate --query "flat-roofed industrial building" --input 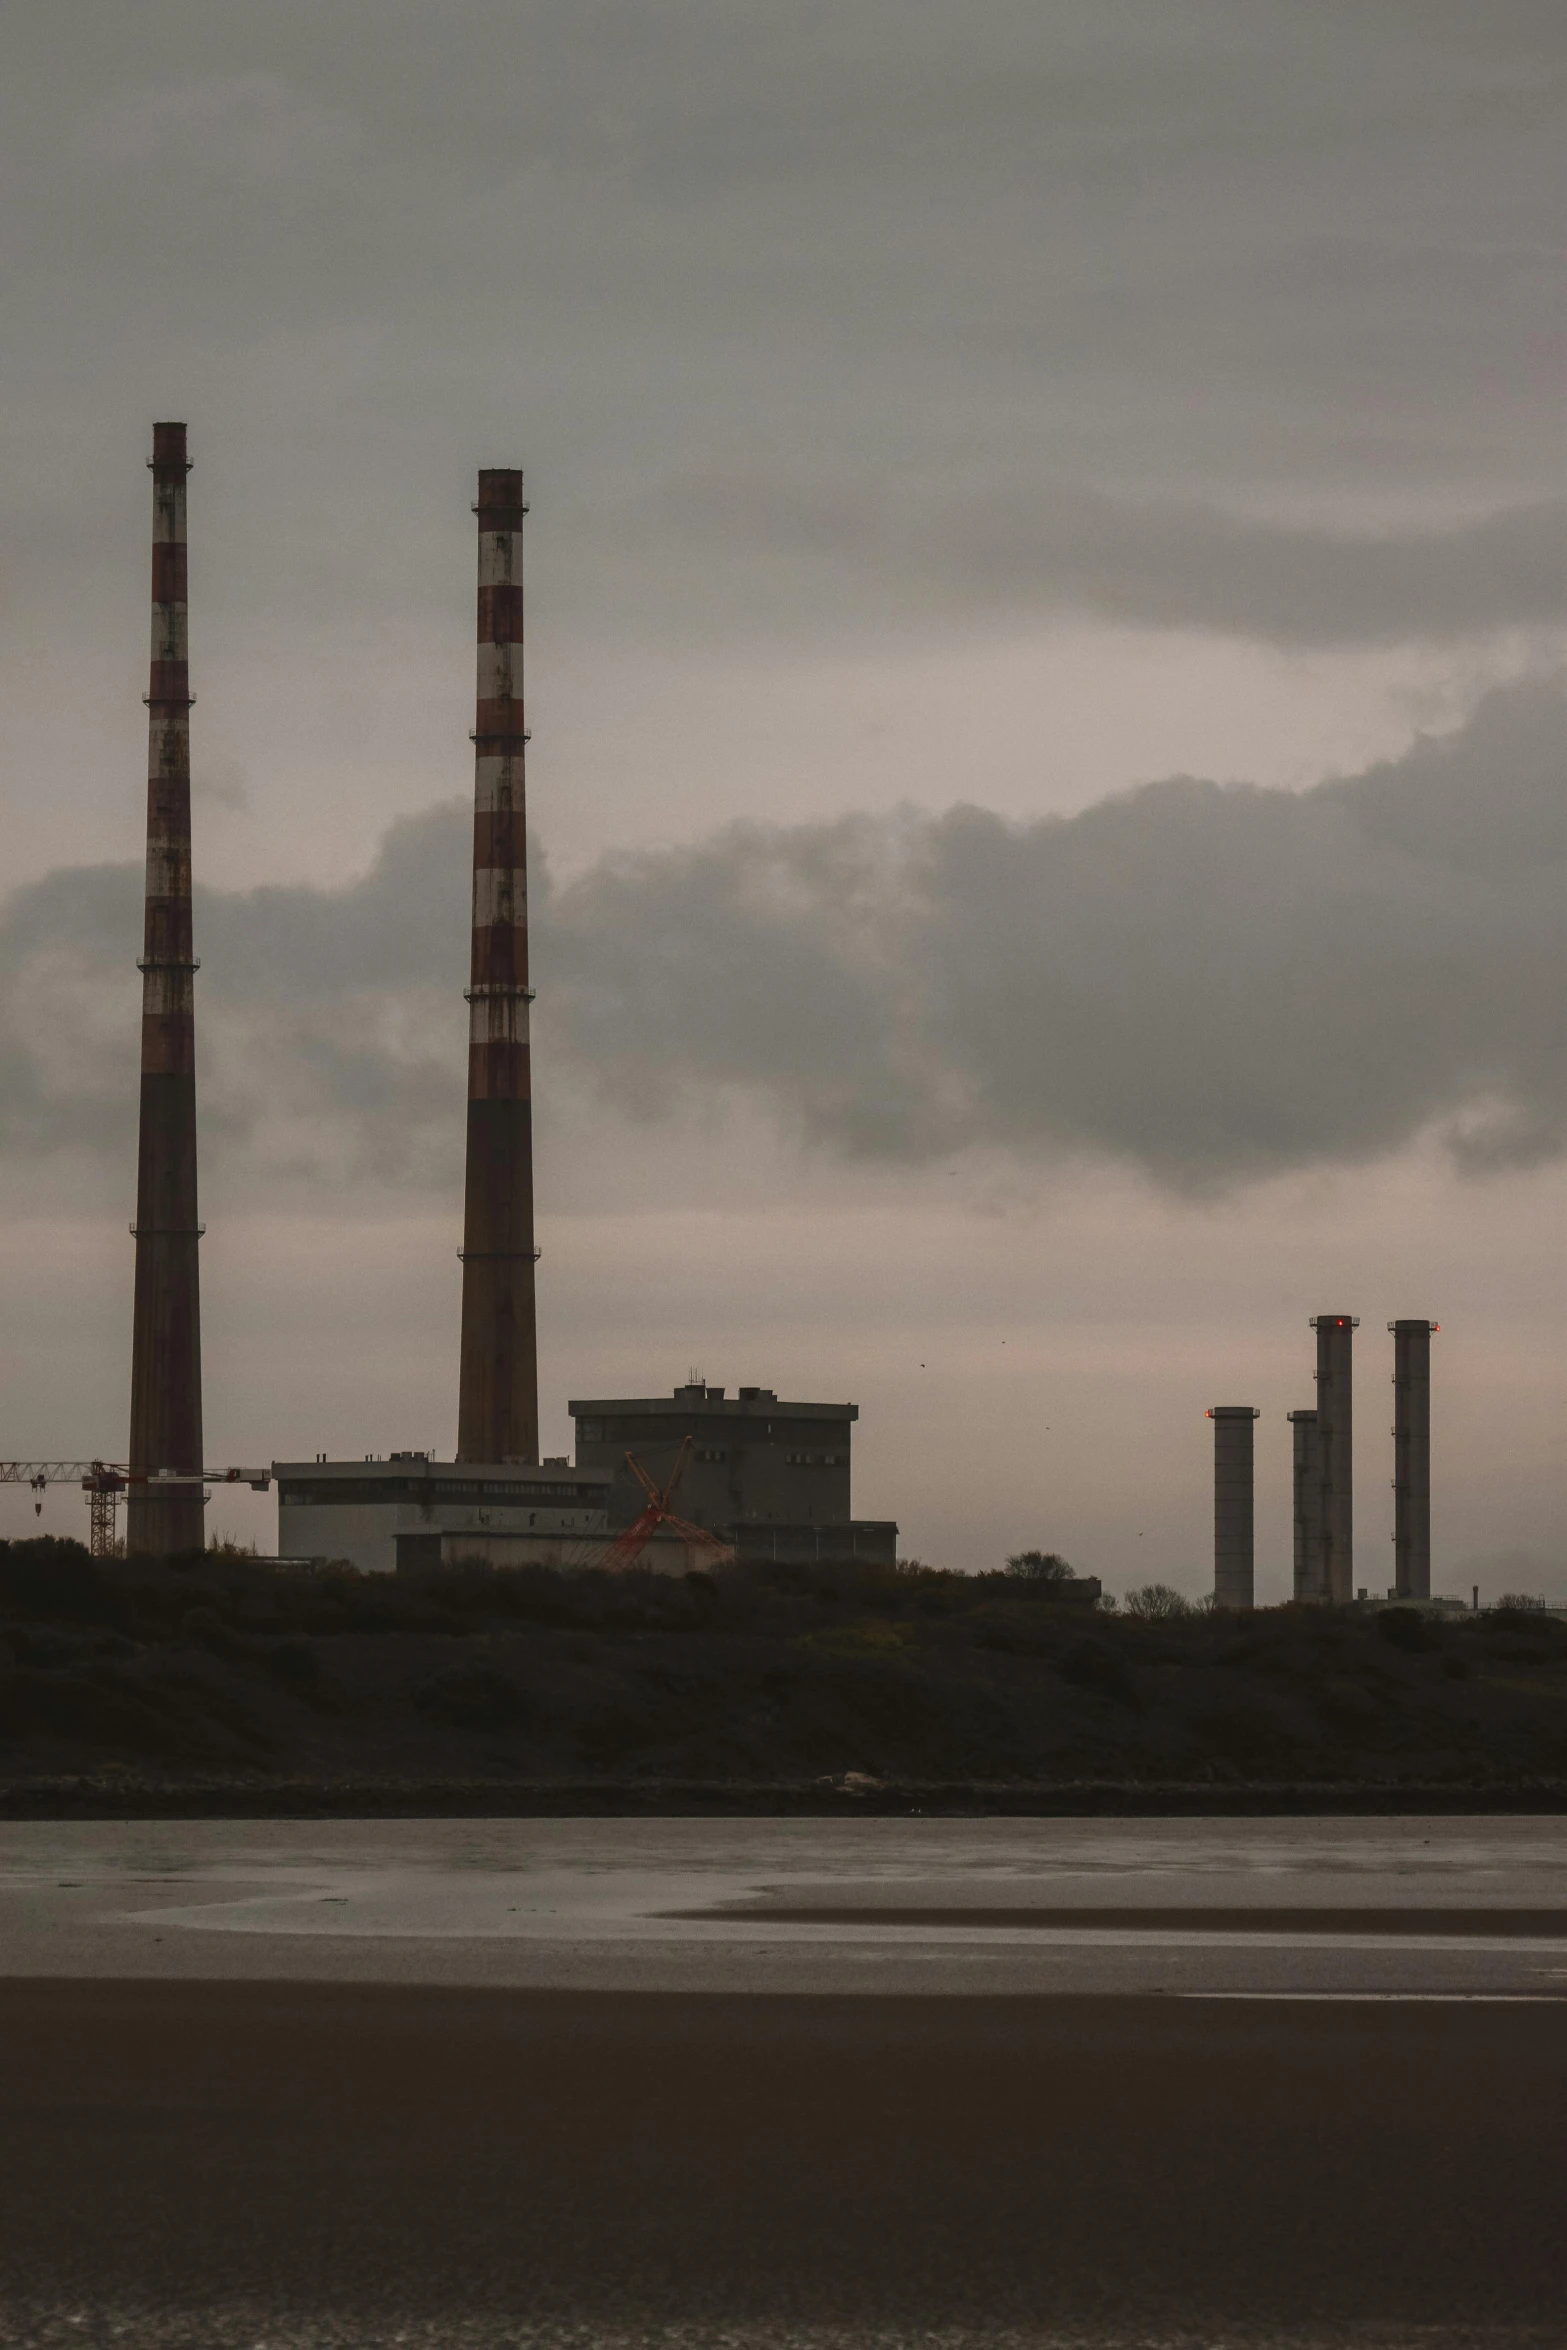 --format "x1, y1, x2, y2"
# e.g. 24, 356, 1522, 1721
273, 1455, 612, 1576
570, 1381, 897, 1568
